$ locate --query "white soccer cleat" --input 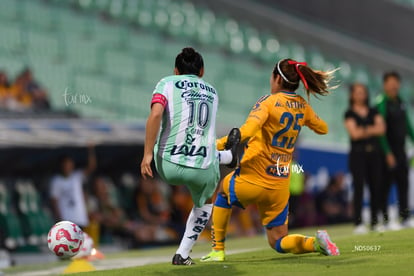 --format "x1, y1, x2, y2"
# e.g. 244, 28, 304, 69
314, 230, 340, 256
353, 224, 369, 235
